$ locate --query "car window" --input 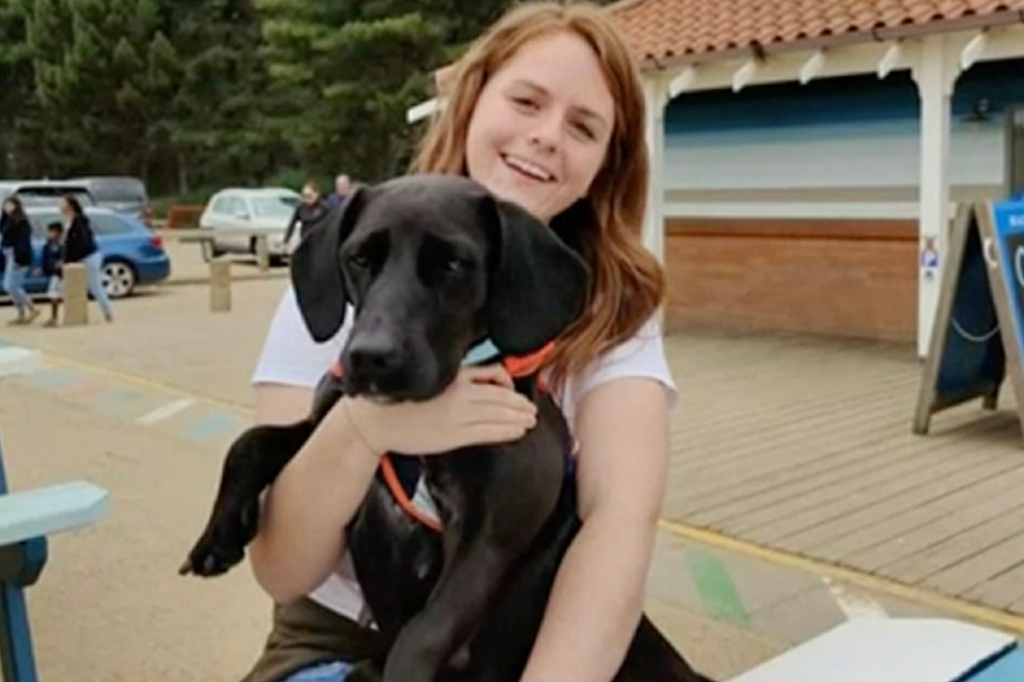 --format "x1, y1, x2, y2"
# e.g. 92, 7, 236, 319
251, 195, 297, 219
27, 215, 58, 239
25, 212, 128, 238
210, 196, 232, 214
17, 191, 95, 209
89, 214, 130, 235
228, 197, 249, 216
88, 179, 146, 203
